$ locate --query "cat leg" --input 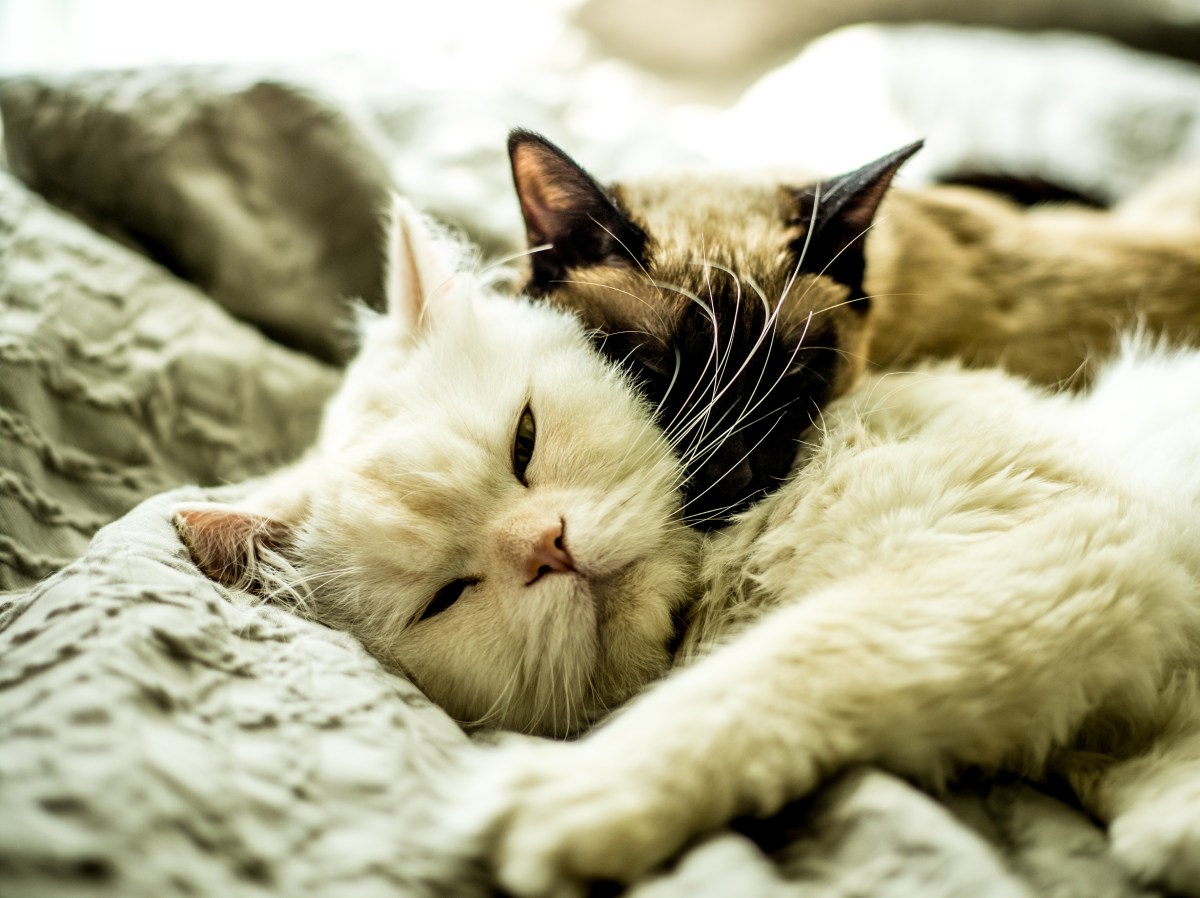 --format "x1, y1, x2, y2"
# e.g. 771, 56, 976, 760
469, 517, 1192, 896
1066, 675, 1200, 897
